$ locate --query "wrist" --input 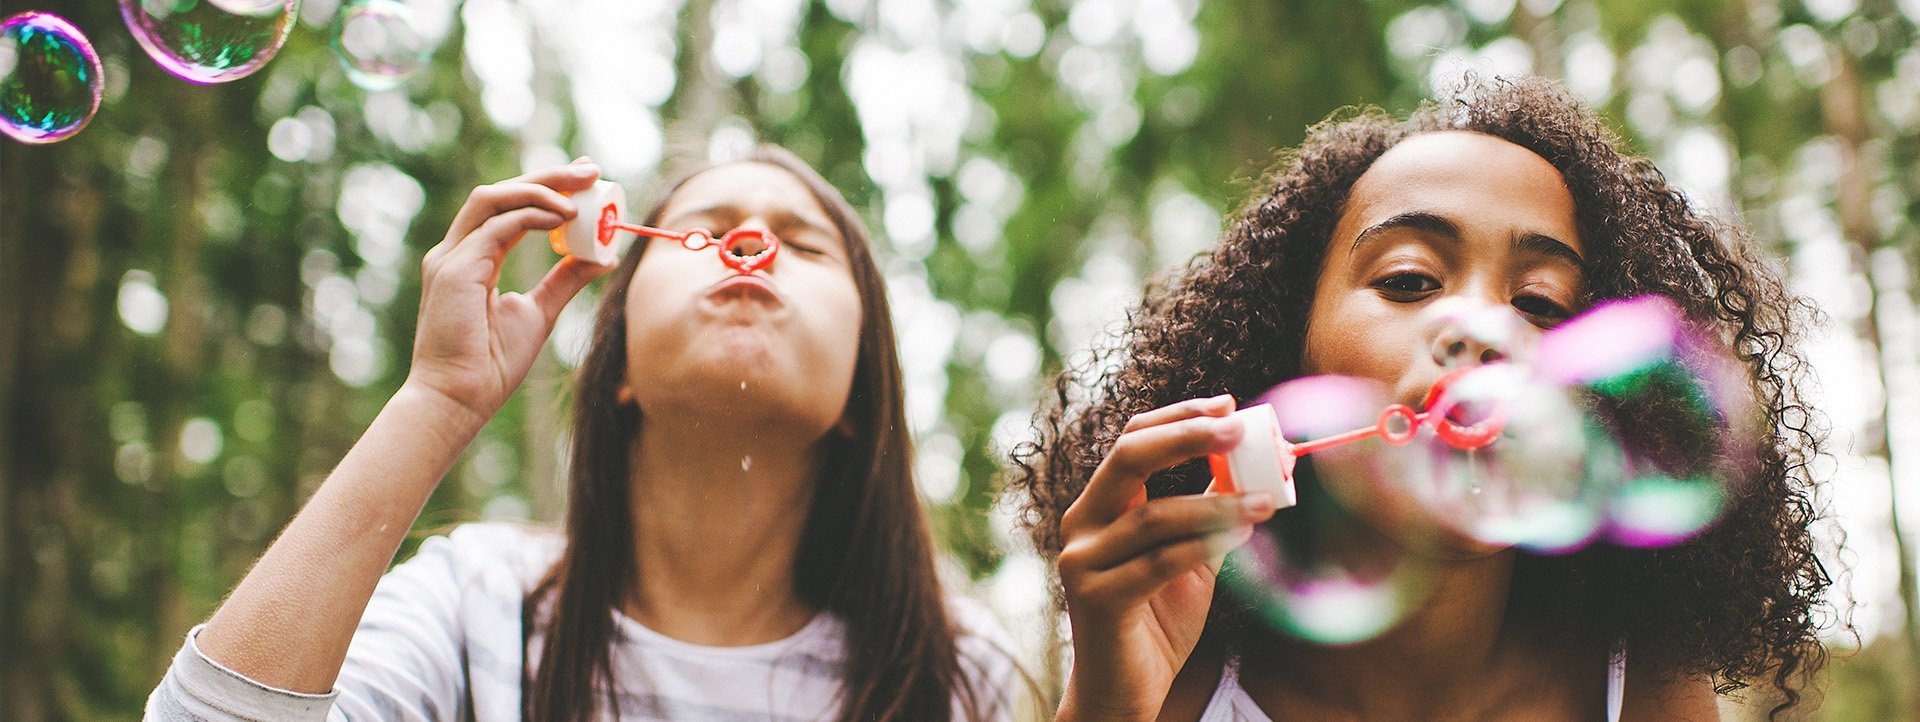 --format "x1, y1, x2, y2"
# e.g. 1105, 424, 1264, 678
1058, 677, 1161, 722
395, 378, 496, 433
